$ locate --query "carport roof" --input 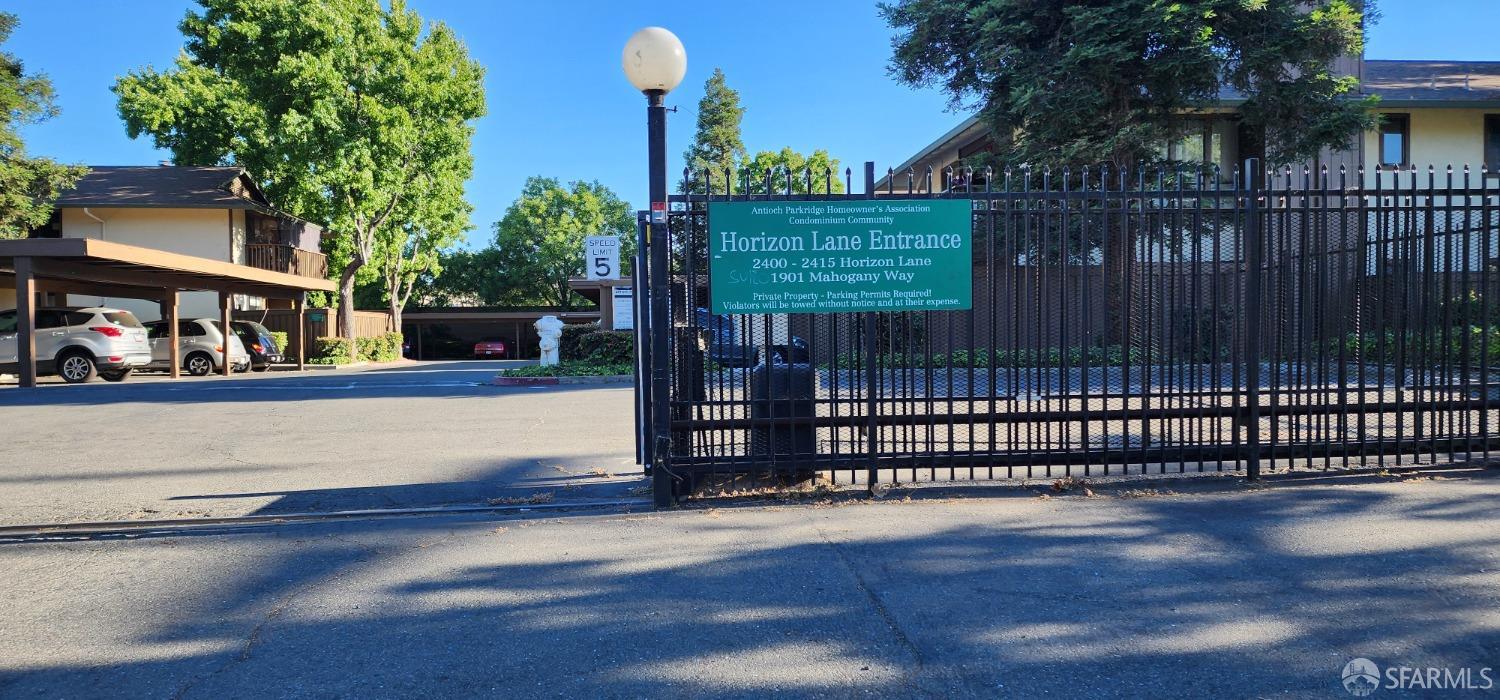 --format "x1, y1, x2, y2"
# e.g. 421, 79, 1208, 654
0, 237, 336, 301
